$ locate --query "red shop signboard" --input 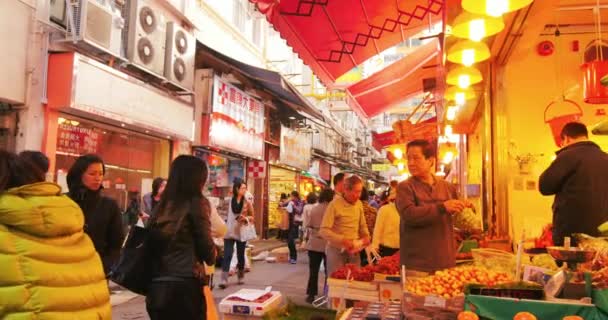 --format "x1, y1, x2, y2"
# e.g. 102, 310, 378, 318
57, 123, 99, 155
